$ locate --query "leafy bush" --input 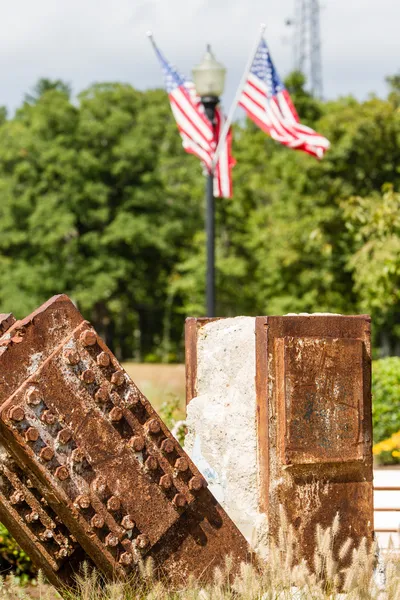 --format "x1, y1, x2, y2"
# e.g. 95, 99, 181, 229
372, 357, 400, 443
0, 524, 35, 582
